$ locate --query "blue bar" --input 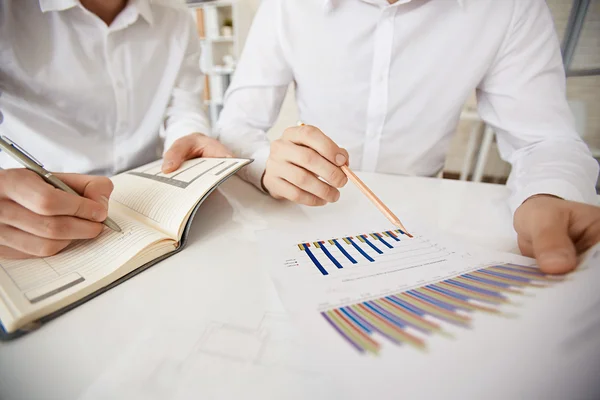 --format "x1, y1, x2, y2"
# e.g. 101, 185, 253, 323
393, 295, 468, 327
319, 243, 343, 269
463, 273, 511, 288
332, 239, 357, 264
480, 269, 531, 283
494, 264, 546, 277
370, 301, 430, 334
386, 296, 426, 316
344, 307, 376, 332
446, 279, 505, 298
375, 234, 393, 249
321, 312, 363, 353
386, 231, 400, 241
361, 235, 383, 254
363, 302, 407, 329
426, 284, 470, 301
347, 237, 375, 262
303, 244, 328, 275
340, 307, 372, 333
407, 290, 457, 311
